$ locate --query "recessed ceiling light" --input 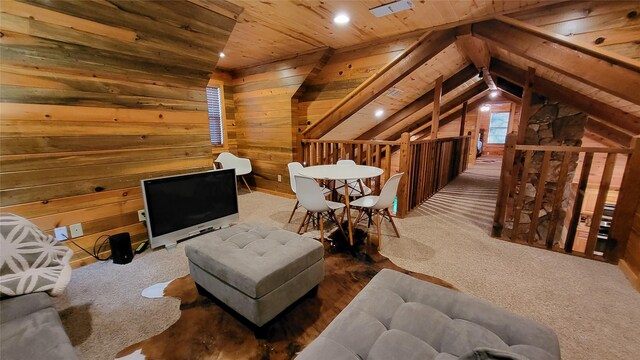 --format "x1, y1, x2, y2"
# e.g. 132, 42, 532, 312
333, 13, 350, 25
480, 105, 491, 112
375, 109, 385, 118
490, 90, 500, 98
219, 52, 225, 58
